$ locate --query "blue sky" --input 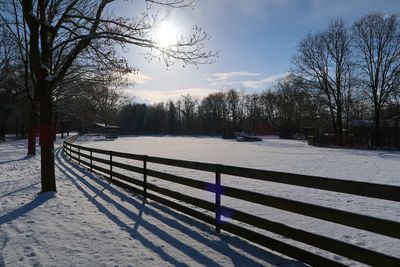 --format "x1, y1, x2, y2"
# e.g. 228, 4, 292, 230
116, 0, 400, 103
